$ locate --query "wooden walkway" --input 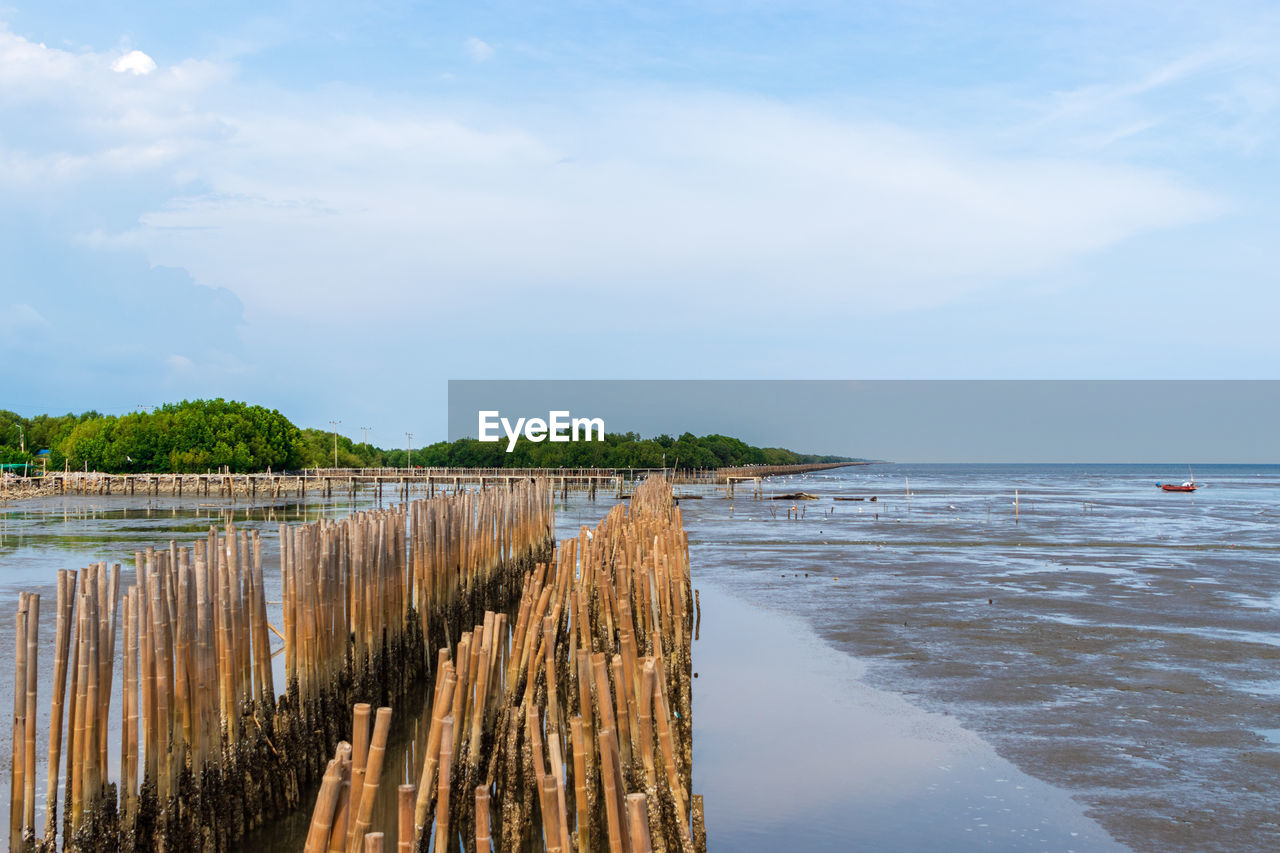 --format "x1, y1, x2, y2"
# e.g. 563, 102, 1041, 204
0, 462, 861, 501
